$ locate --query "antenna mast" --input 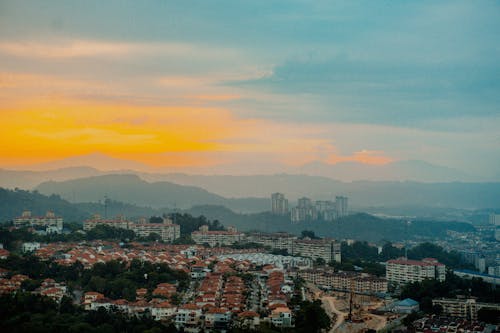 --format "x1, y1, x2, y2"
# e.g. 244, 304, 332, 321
104, 195, 108, 219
